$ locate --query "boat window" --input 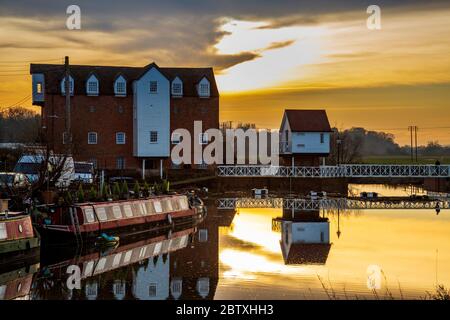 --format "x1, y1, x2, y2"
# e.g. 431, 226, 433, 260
83, 261, 95, 277
123, 250, 132, 264
0, 223, 7, 240
123, 204, 133, 218
139, 246, 147, 259
180, 235, 189, 248
153, 242, 162, 255
140, 202, 148, 215
179, 197, 189, 210
84, 207, 95, 223
161, 240, 170, 253
145, 201, 154, 214
112, 206, 122, 219
153, 201, 162, 213
162, 199, 173, 212
96, 207, 107, 221
94, 257, 107, 275
112, 253, 122, 268
171, 199, 180, 211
